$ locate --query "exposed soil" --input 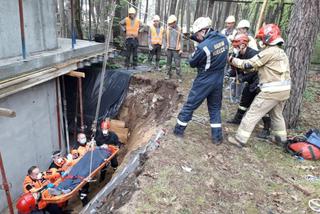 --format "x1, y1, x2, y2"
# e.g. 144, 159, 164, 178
66, 73, 182, 213
96, 71, 320, 214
